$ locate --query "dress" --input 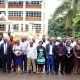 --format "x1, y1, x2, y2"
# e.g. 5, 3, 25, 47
13, 45, 23, 65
